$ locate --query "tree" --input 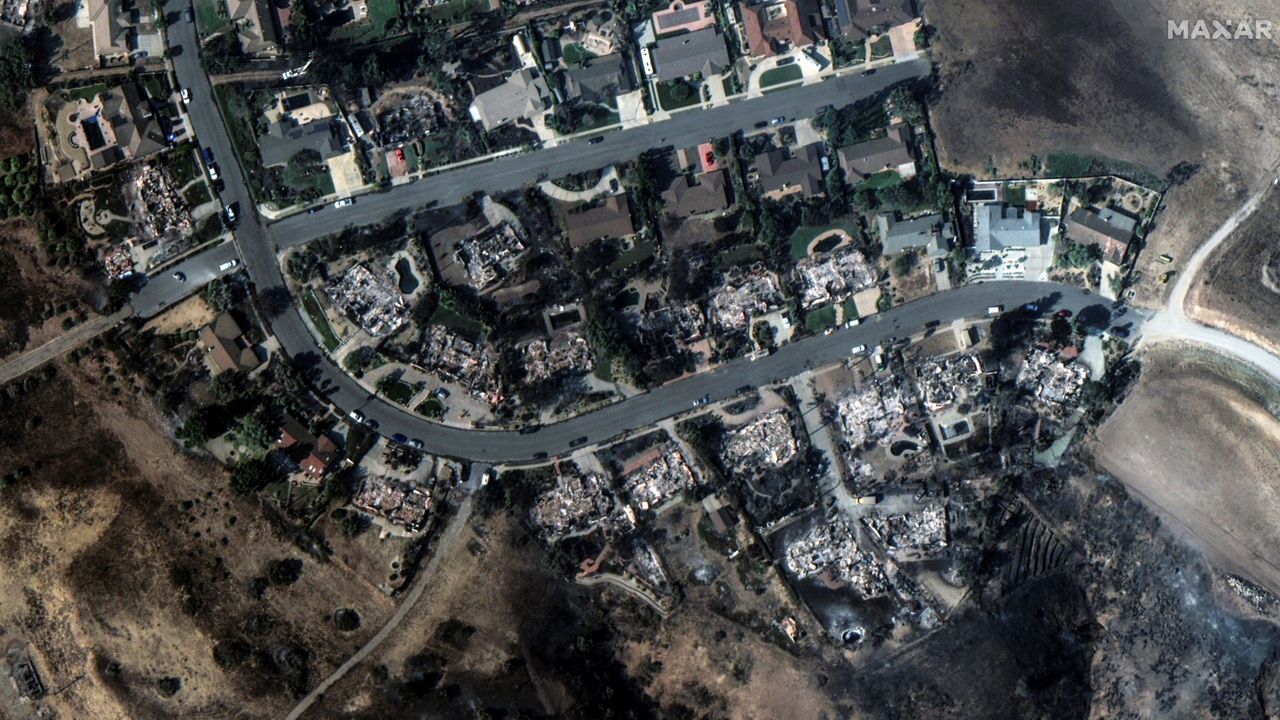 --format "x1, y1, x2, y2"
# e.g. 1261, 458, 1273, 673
233, 411, 272, 451
229, 457, 278, 495
0, 39, 33, 113
208, 371, 247, 404
890, 87, 924, 126
205, 277, 234, 311
891, 251, 919, 277
177, 405, 227, 446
